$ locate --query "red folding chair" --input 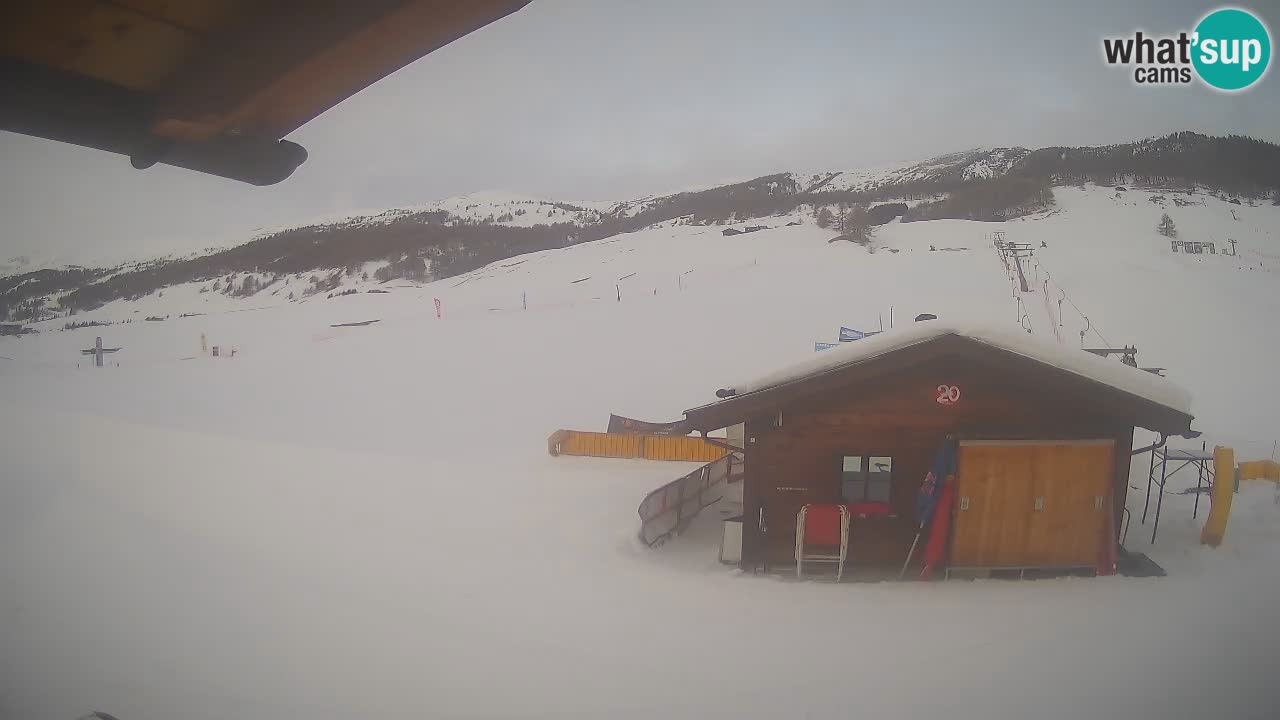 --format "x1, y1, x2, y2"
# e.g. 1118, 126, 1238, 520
795, 504, 850, 582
